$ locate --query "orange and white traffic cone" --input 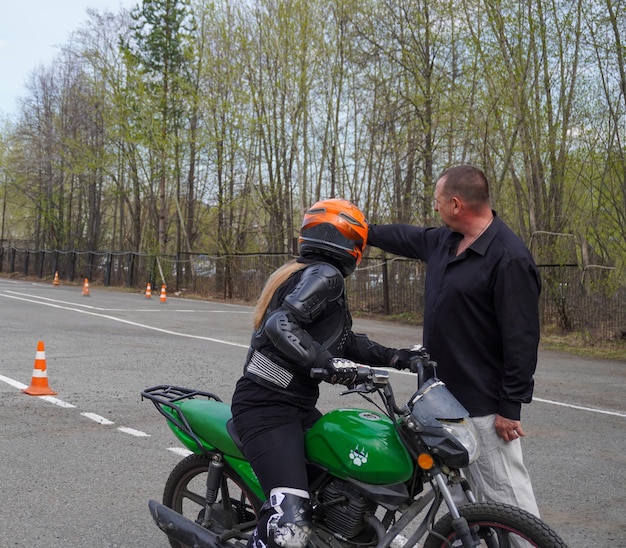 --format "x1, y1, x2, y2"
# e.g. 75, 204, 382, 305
160, 284, 167, 303
145, 282, 152, 298
22, 341, 57, 396
82, 278, 90, 297
53, 271, 60, 286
